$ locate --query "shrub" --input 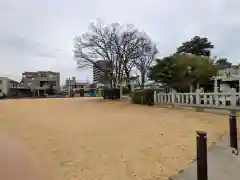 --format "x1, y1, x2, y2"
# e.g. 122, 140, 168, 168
122, 86, 131, 94
102, 88, 120, 100
84, 89, 96, 94
132, 89, 154, 105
